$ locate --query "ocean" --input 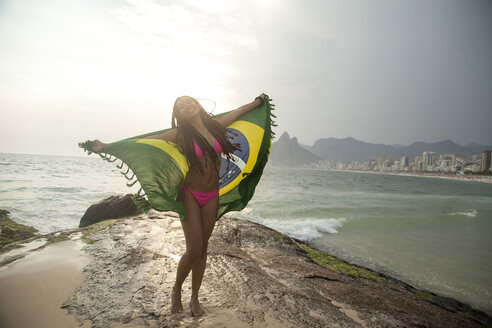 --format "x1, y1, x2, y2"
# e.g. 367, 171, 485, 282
1, 153, 491, 315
